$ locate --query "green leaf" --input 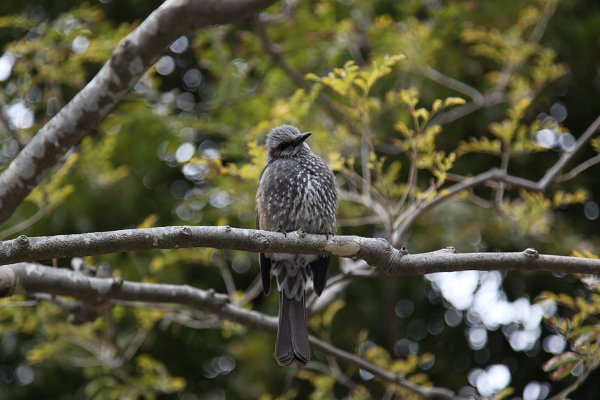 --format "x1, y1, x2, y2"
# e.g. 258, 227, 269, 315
542, 351, 580, 372
443, 97, 466, 107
